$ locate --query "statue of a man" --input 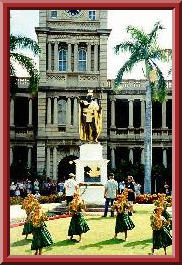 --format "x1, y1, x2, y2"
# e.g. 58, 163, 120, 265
79, 90, 102, 142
